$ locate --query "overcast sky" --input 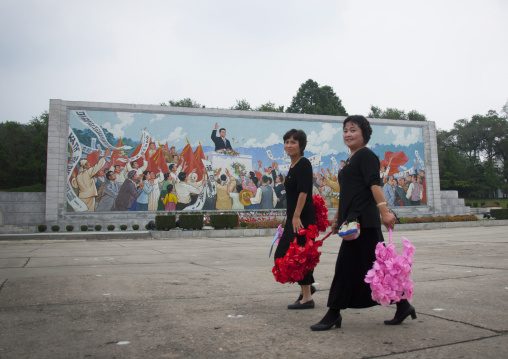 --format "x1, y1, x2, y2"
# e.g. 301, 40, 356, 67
1, 0, 507, 130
